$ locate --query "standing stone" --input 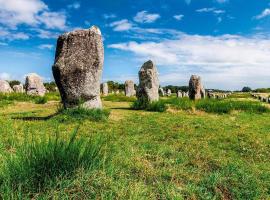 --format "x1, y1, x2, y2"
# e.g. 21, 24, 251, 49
125, 80, 136, 97
13, 84, 24, 93
52, 26, 104, 109
167, 89, 172, 97
159, 87, 165, 97
116, 90, 120, 94
188, 75, 205, 100
25, 73, 46, 96
0, 80, 13, 93
137, 60, 159, 103
101, 82, 108, 96
177, 91, 182, 98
